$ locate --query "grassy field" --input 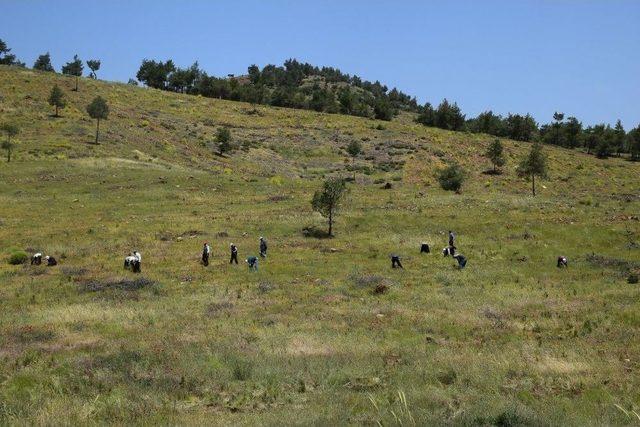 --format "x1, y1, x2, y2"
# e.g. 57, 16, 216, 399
1, 65, 639, 425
